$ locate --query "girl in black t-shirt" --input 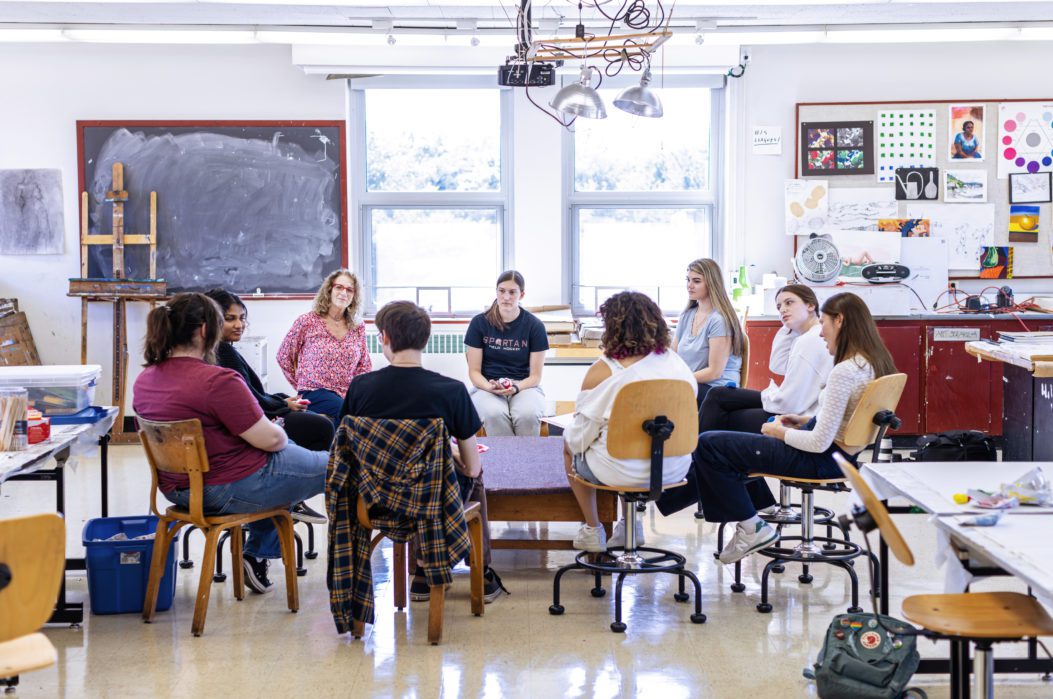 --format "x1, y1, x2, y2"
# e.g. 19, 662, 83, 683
464, 270, 549, 436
